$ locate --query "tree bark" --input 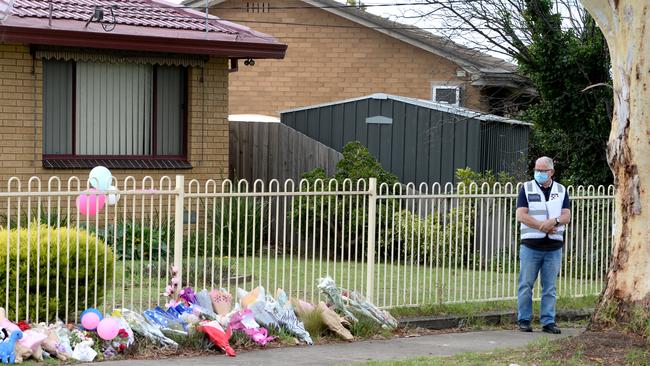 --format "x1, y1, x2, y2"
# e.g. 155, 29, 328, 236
579, 0, 650, 319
